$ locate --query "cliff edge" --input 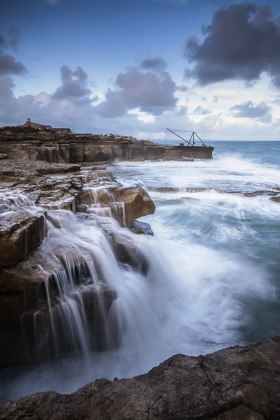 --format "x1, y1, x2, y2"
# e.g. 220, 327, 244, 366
0, 127, 214, 162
